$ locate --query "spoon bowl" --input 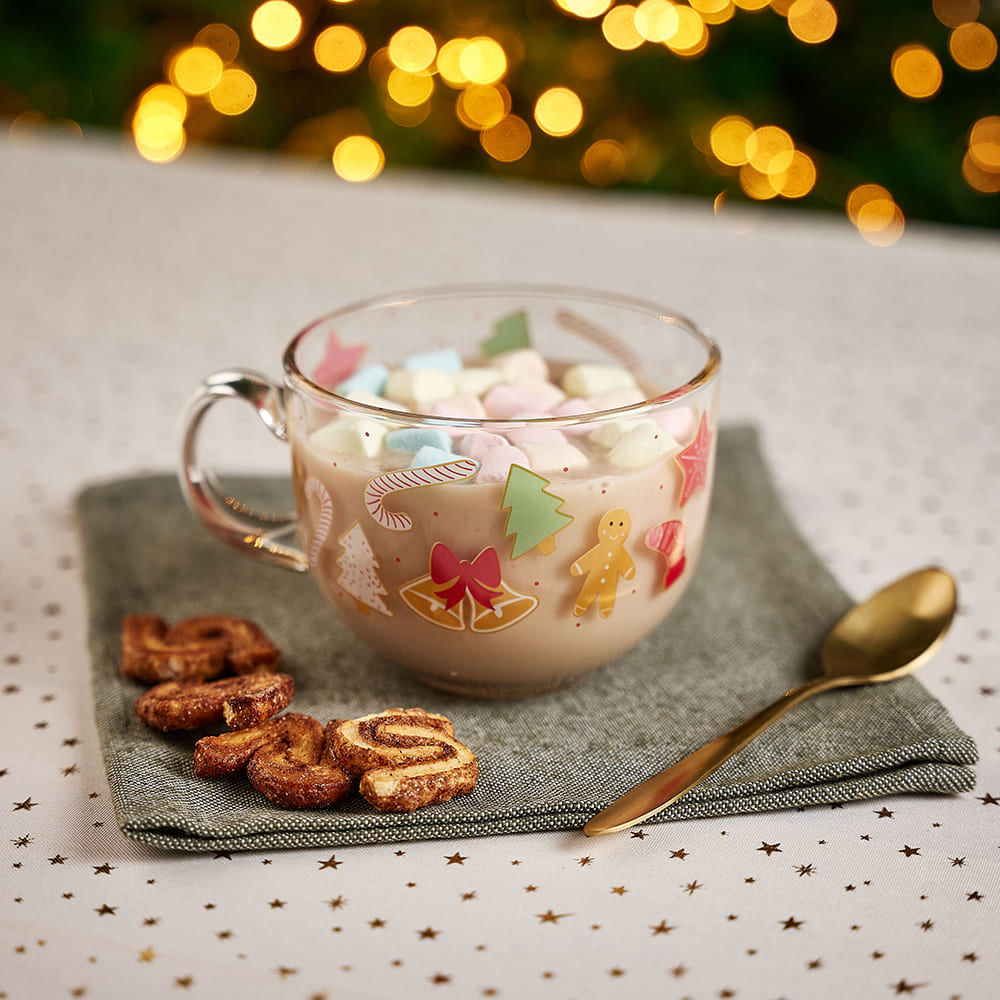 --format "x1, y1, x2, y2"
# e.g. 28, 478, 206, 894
584, 567, 957, 837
